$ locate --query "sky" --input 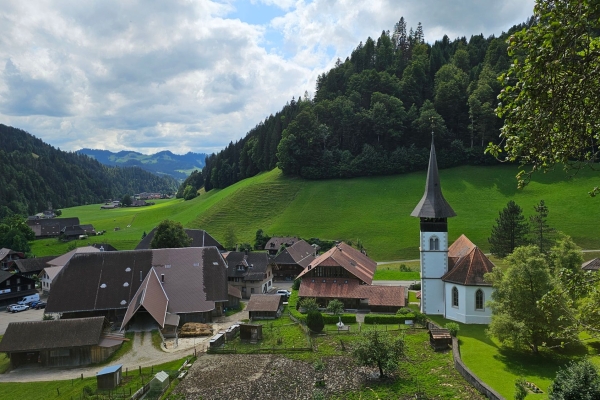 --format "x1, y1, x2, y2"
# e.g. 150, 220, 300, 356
0, 0, 535, 155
